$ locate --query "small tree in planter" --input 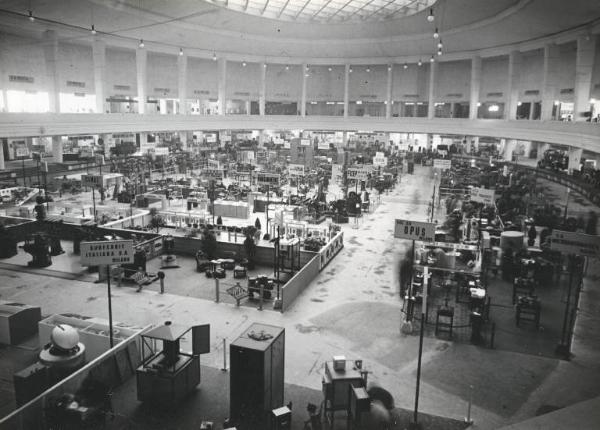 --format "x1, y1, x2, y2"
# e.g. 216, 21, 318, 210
243, 226, 257, 270
216, 215, 223, 226
255, 217, 262, 230
148, 207, 165, 233
201, 228, 217, 259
